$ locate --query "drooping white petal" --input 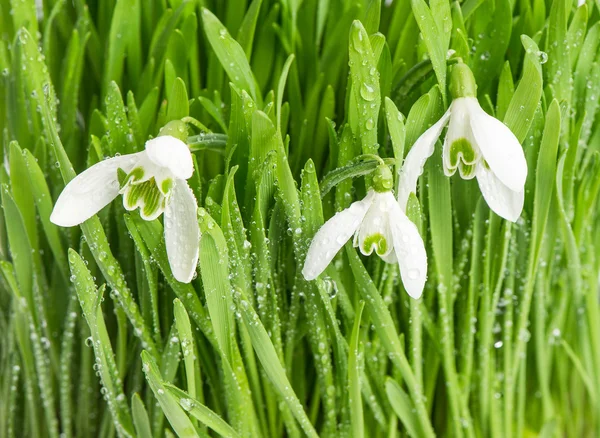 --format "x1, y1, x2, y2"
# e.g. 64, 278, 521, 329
468, 99, 527, 192
475, 163, 524, 222
145, 135, 194, 180
50, 153, 142, 227
397, 107, 451, 210
302, 191, 376, 281
355, 192, 395, 258
388, 199, 428, 299
164, 180, 200, 283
